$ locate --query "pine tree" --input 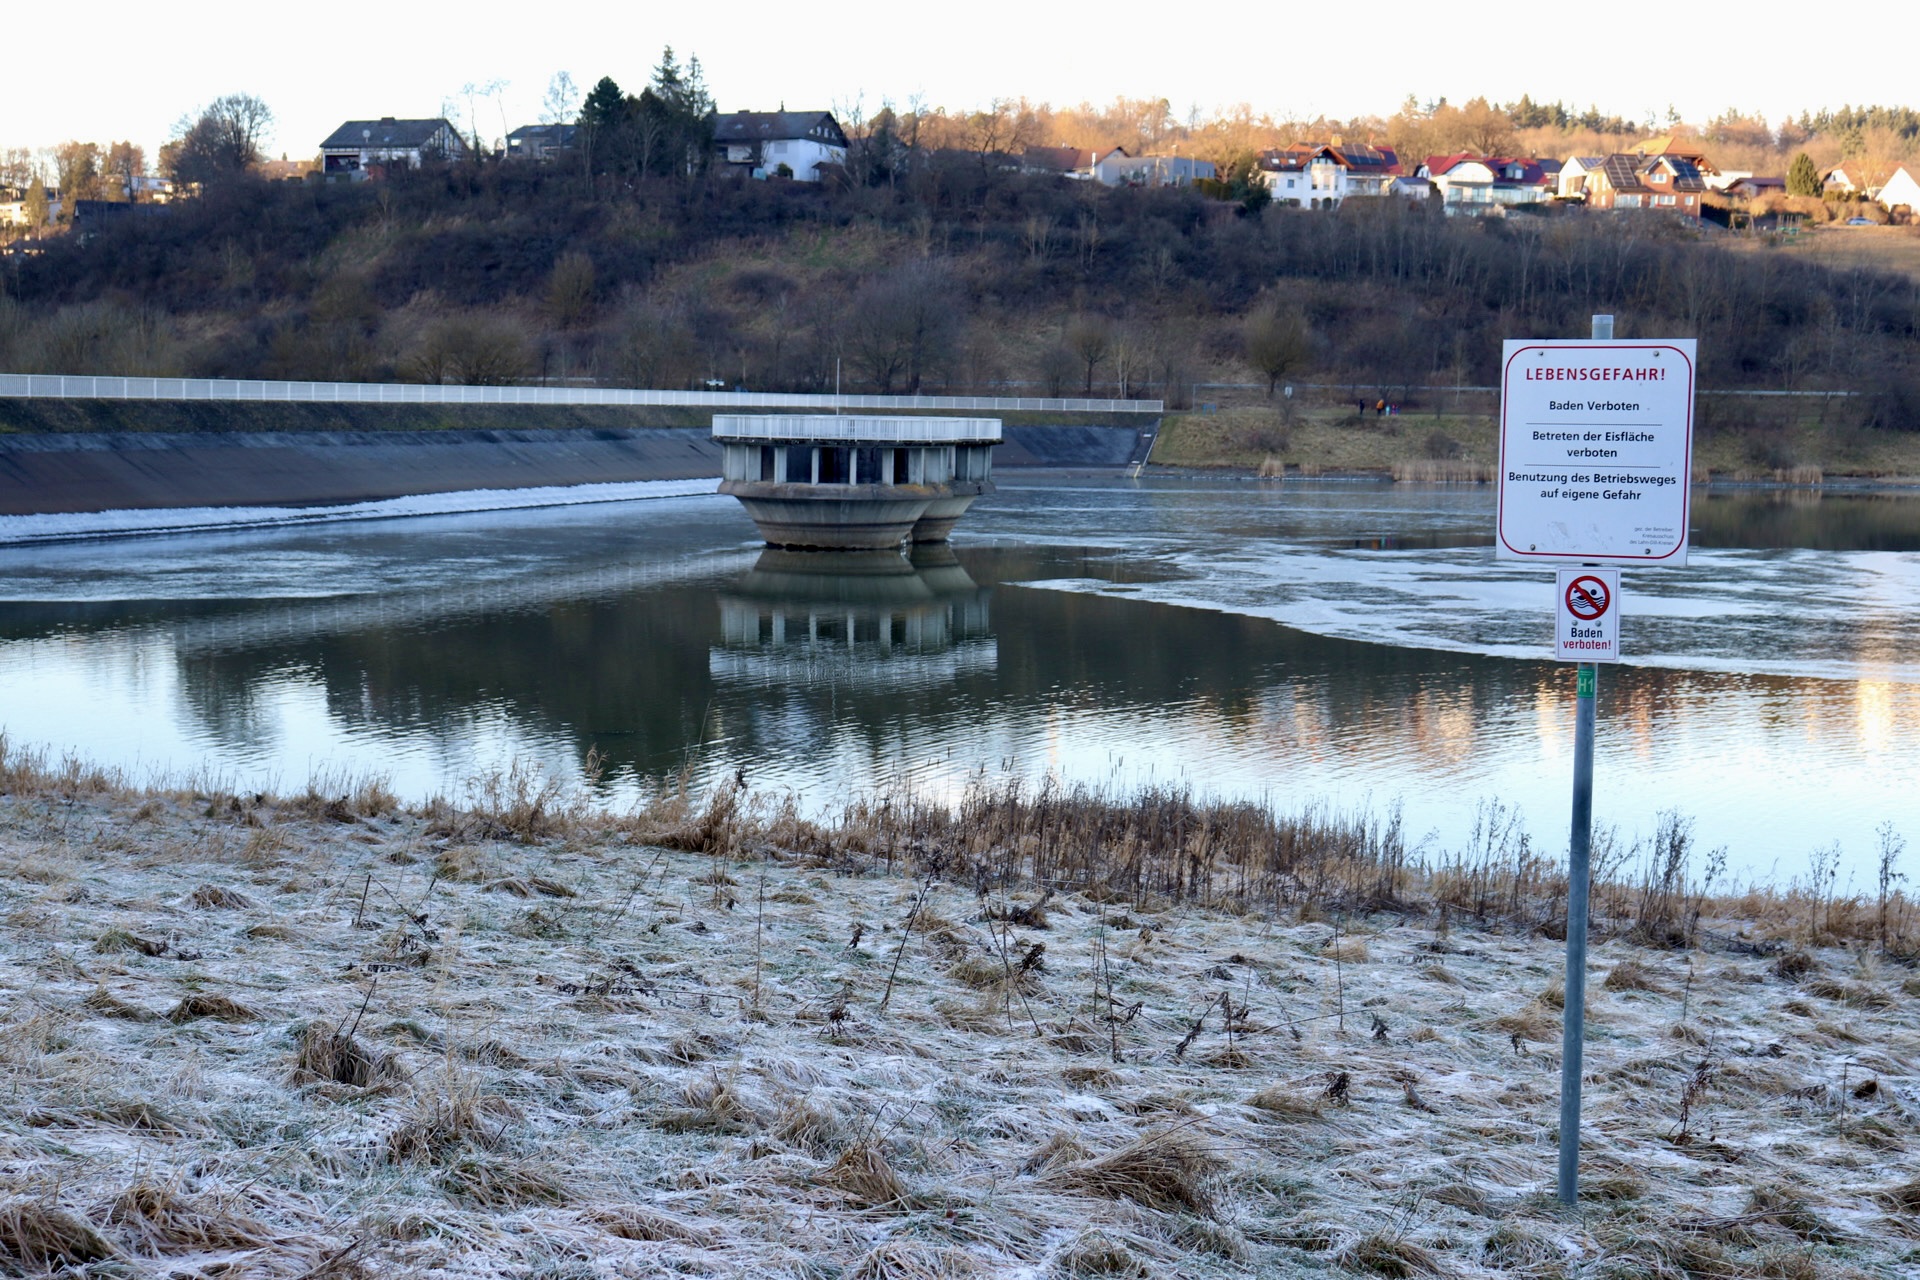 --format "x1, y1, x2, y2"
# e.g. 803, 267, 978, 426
1787, 151, 1822, 197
